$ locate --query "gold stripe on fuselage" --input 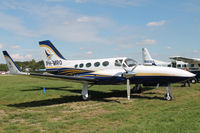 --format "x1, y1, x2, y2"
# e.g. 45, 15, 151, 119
136, 73, 177, 76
